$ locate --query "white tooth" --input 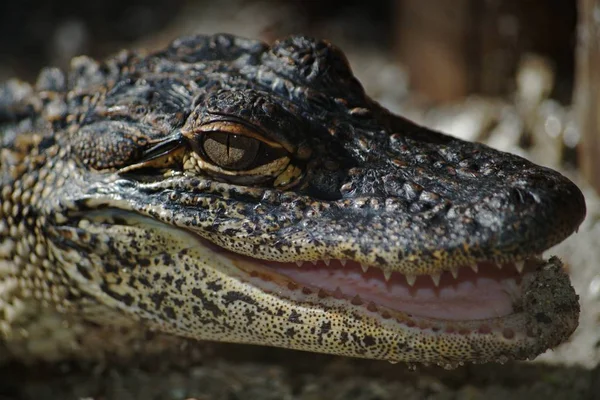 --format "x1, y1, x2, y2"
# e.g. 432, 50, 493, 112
430, 273, 441, 287
296, 261, 303, 267
361, 263, 369, 273
496, 262, 503, 269
515, 261, 525, 274
383, 270, 392, 281
406, 274, 417, 286
311, 260, 318, 266
450, 268, 459, 279
323, 258, 330, 266
339, 259, 347, 267
470, 264, 479, 273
